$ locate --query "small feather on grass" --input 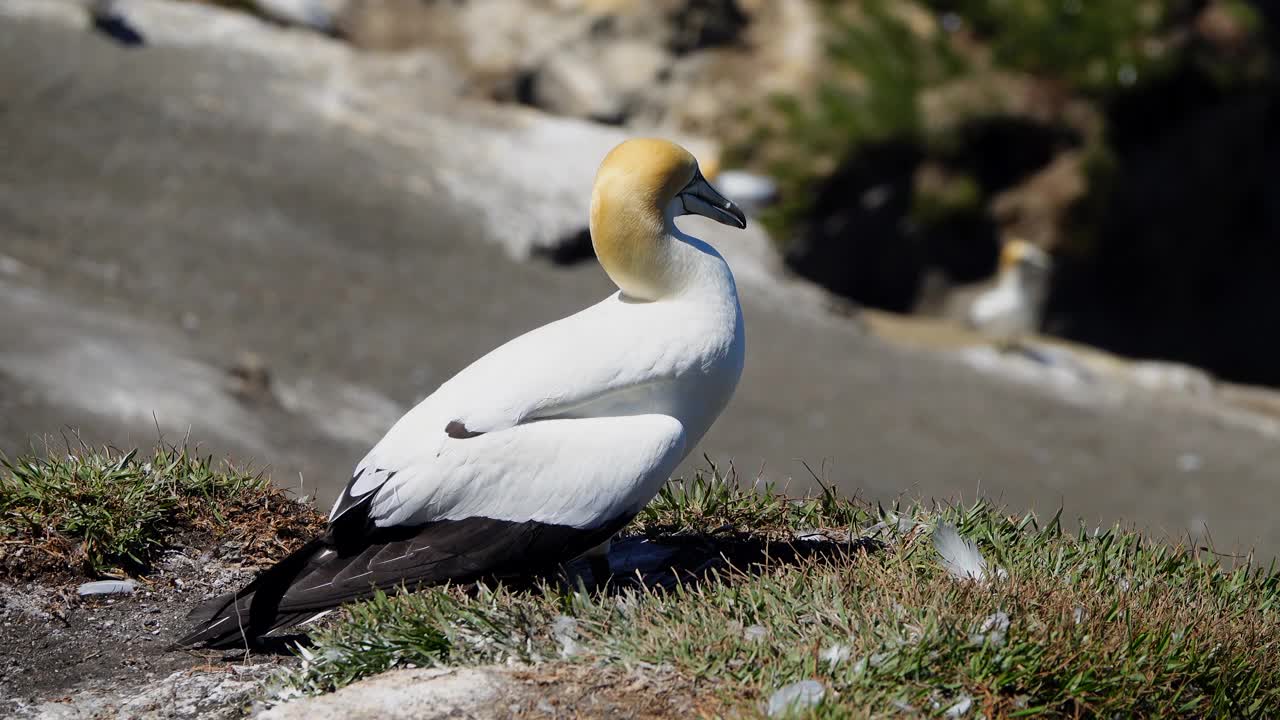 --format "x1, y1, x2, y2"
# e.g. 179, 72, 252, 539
932, 522, 990, 582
